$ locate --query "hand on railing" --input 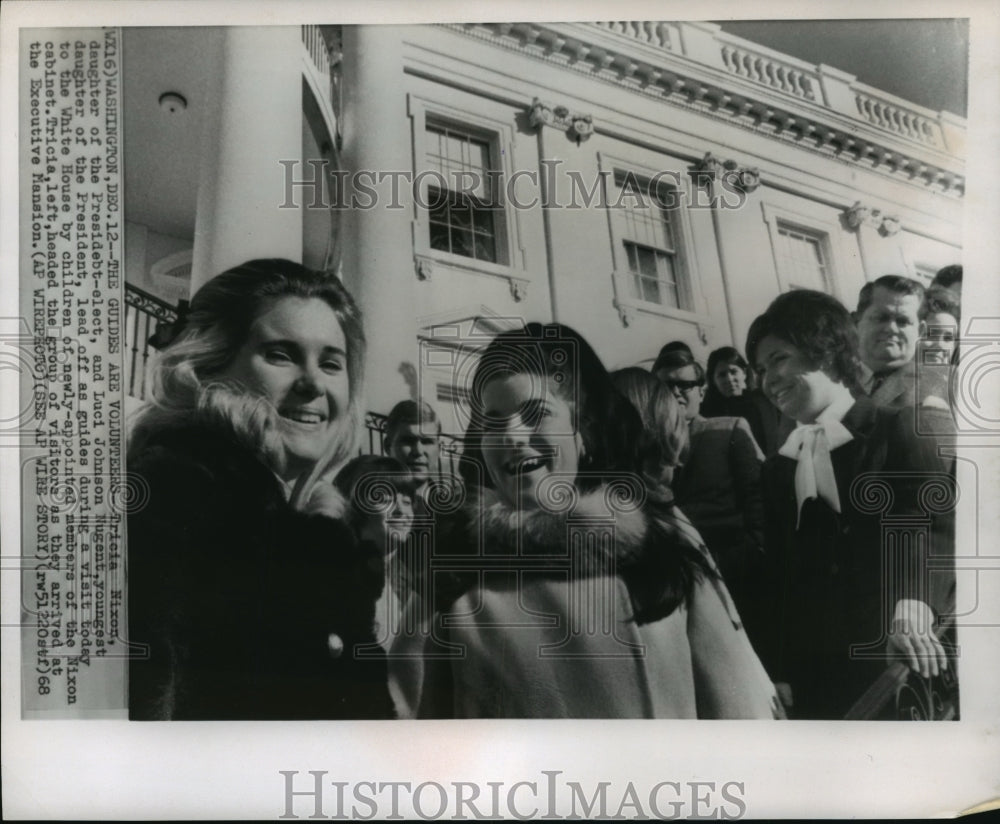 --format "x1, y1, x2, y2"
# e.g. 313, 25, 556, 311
888, 599, 948, 679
